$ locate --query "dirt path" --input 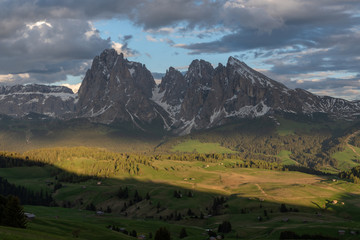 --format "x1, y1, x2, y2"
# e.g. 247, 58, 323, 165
345, 130, 360, 156
255, 183, 269, 198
